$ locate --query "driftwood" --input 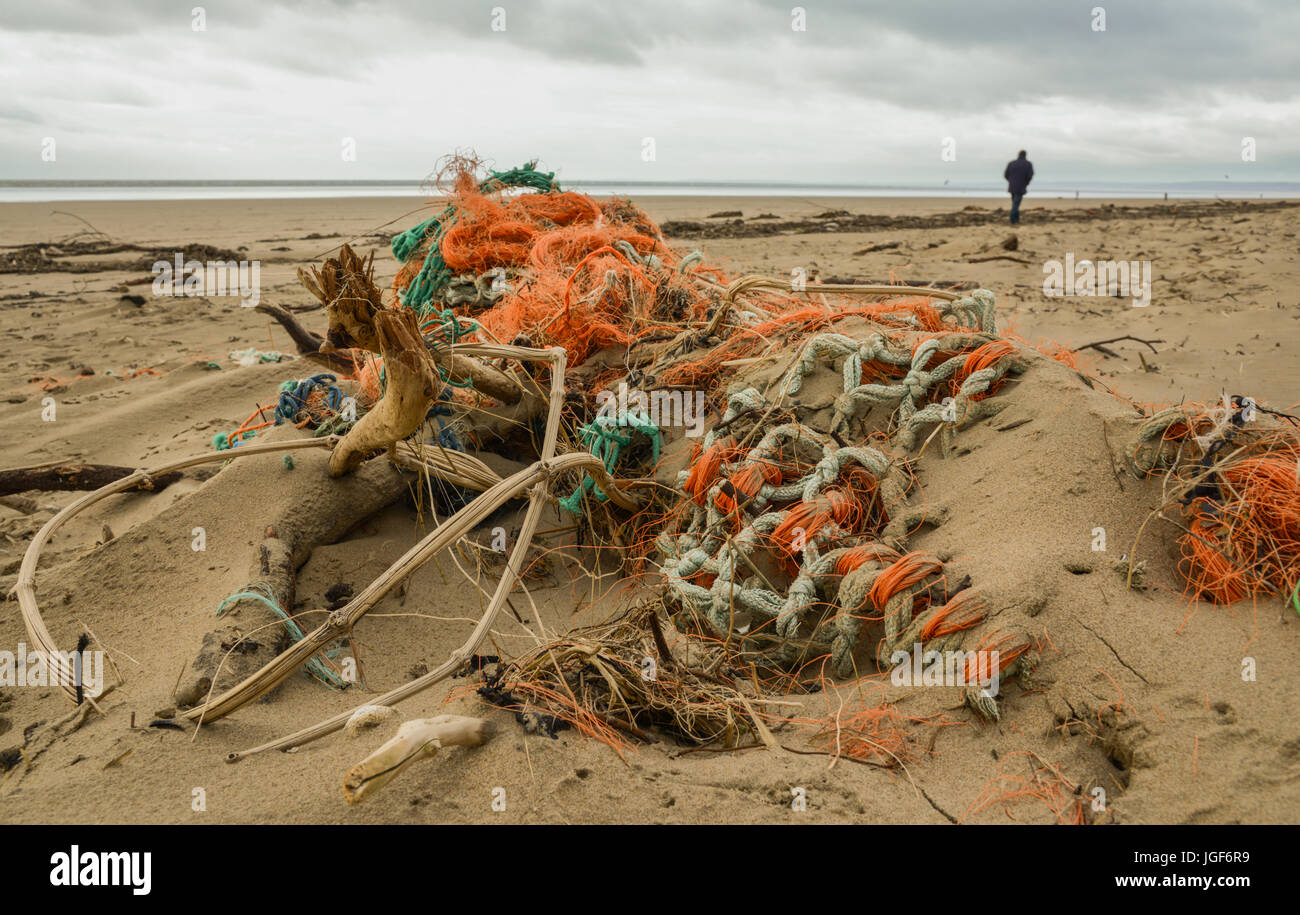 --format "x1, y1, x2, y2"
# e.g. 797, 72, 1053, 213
226, 345, 635, 761
255, 302, 356, 374
342, 715, 493, 804
427, 351, 526, 405
451, 386, 549, 449
0, 462, 182, 497
298, 244, 382, 353
15, 341, 641, 776
329, 308, 440, 477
